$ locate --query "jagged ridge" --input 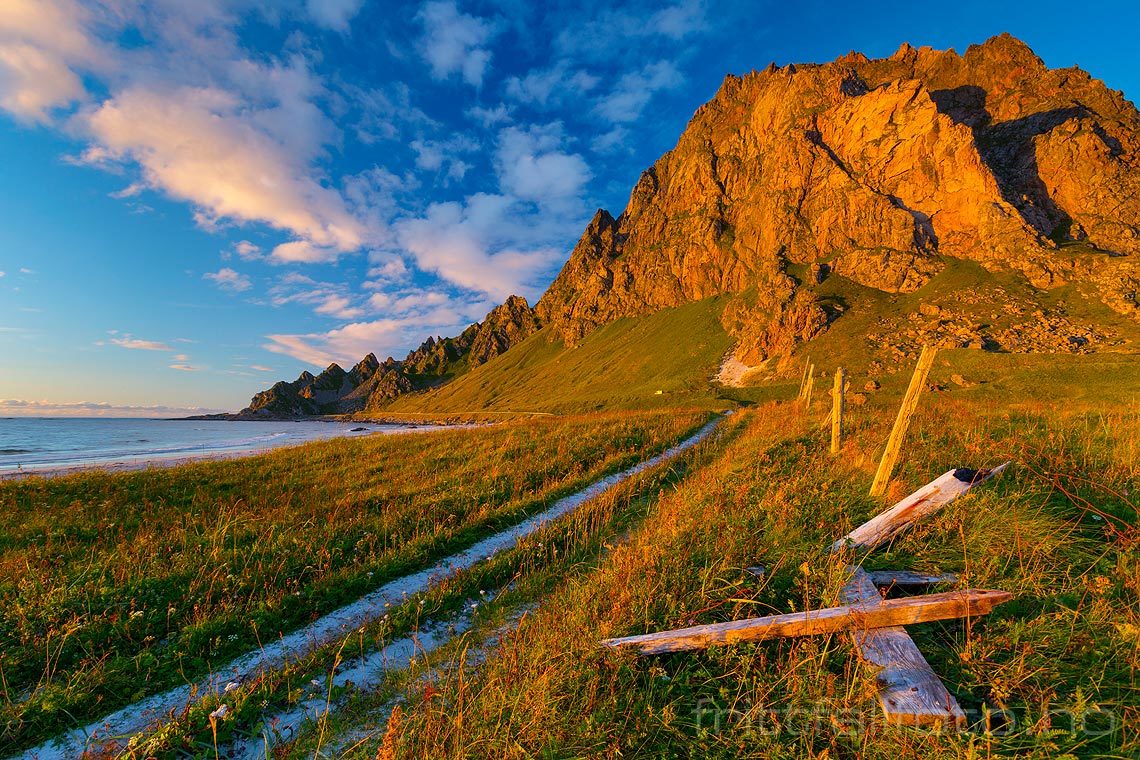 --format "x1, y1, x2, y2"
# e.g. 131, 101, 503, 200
236, 296, 538, 417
